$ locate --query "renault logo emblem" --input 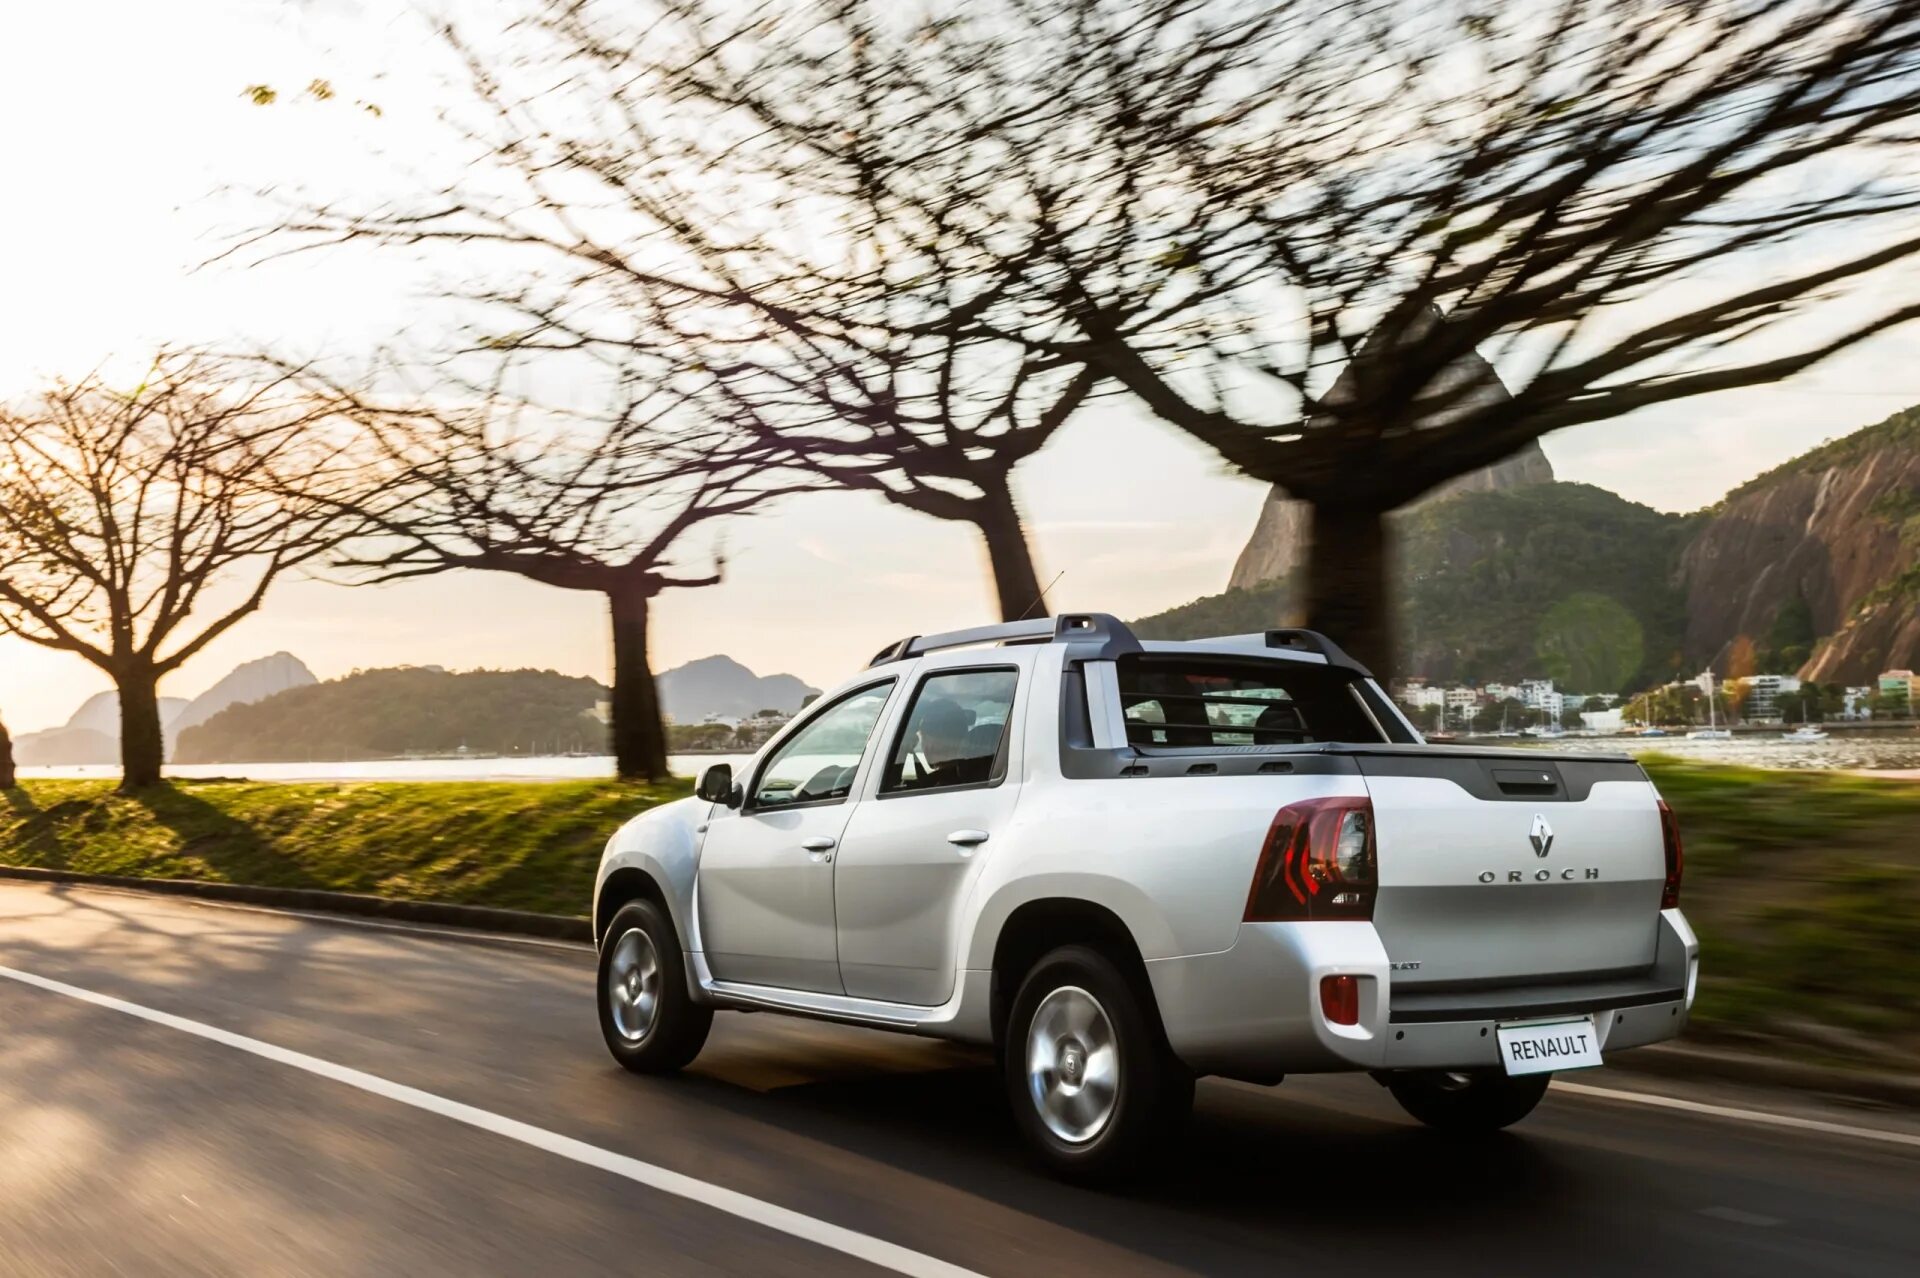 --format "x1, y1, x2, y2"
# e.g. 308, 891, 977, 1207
1530, 814, 1555, 858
